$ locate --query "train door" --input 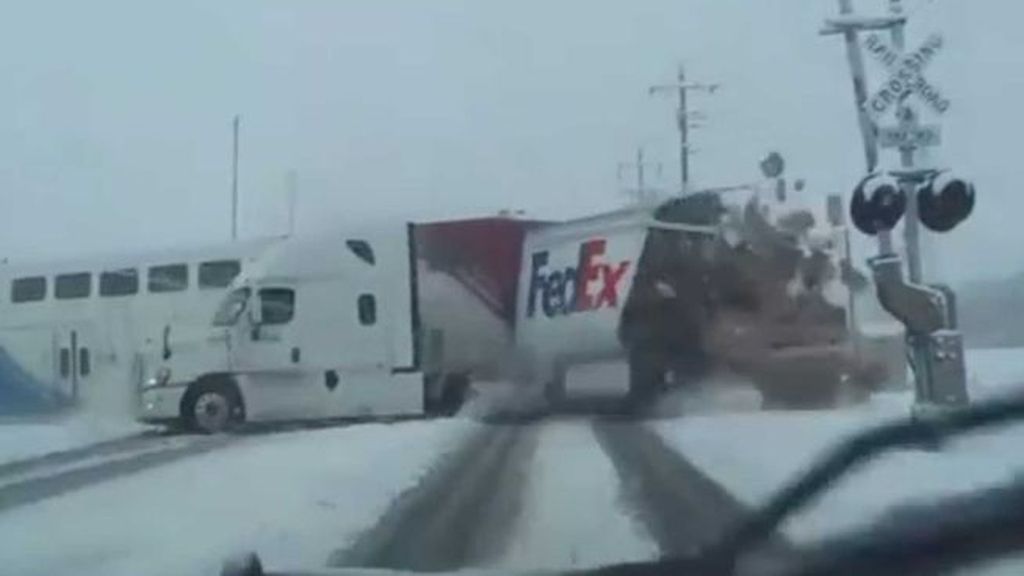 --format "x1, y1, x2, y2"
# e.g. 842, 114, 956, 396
55, 324, 109, 413
55, 327, 88, 403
